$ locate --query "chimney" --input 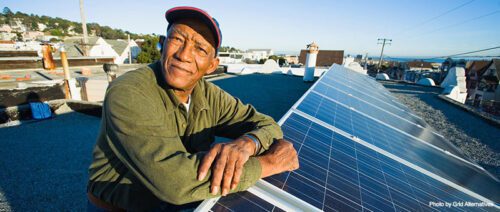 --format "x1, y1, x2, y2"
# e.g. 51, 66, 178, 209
303, 42, 319, 82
